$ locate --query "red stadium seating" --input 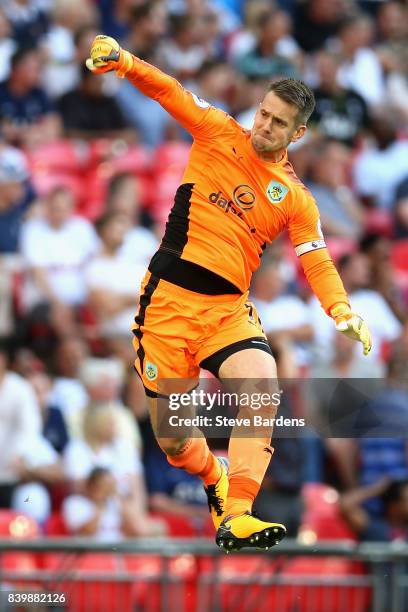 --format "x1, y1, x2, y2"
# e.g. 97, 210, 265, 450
0, 511, 39, 589
299, 483, 357, 542
43, 513, 69, 537
391, 239, 408, 272
26, 140, 84, 175
149, 142, 191, 224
